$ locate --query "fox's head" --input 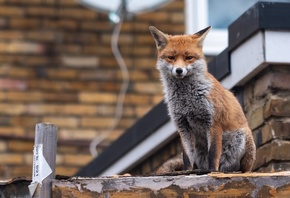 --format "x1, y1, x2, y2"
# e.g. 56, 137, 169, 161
149, 26, 211, 79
